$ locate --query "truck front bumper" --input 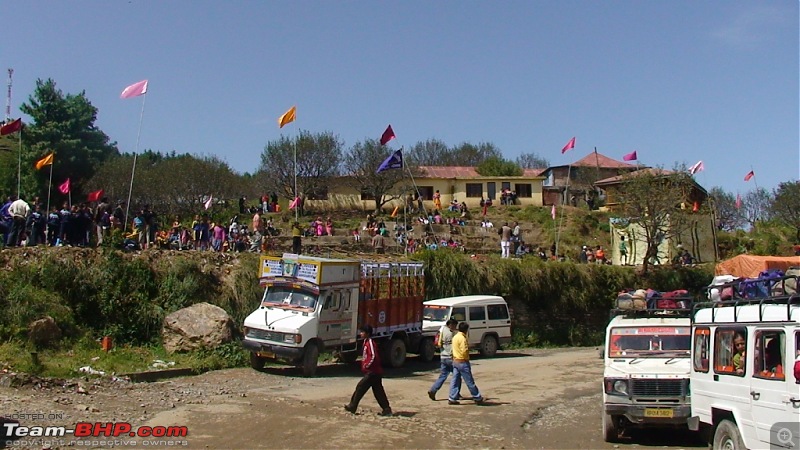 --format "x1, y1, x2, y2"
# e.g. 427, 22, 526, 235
604, 403, 690, 426
242, 338, 304, 360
